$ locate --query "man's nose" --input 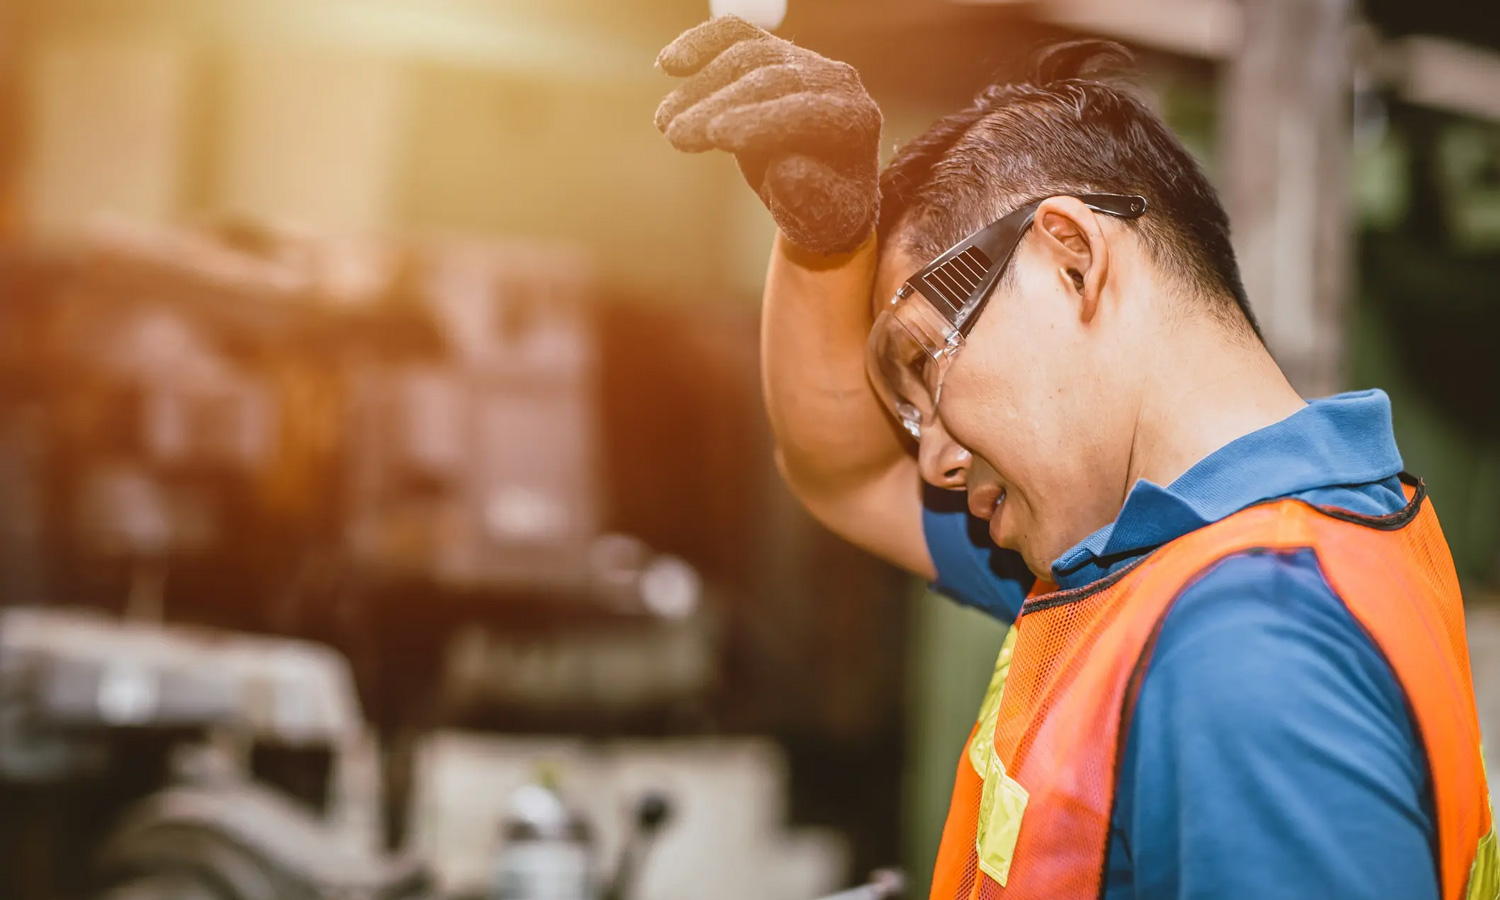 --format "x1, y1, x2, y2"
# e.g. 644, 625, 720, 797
918, 417, 970, 490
